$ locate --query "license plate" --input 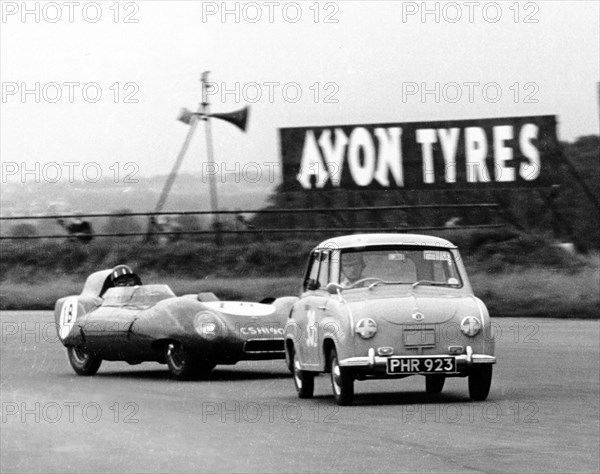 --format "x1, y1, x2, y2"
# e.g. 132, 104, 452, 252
386, 356, 456, 374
